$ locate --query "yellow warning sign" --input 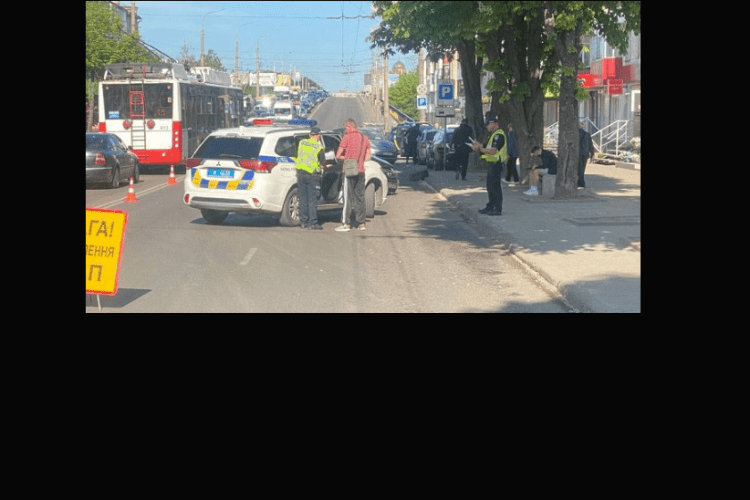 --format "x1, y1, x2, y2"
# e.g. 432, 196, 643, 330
86, 208, 128, 296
